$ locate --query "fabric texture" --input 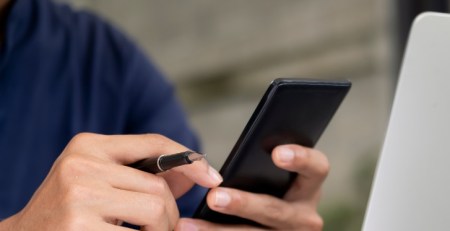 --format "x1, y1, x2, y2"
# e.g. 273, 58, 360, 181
0, 0, 204, 219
